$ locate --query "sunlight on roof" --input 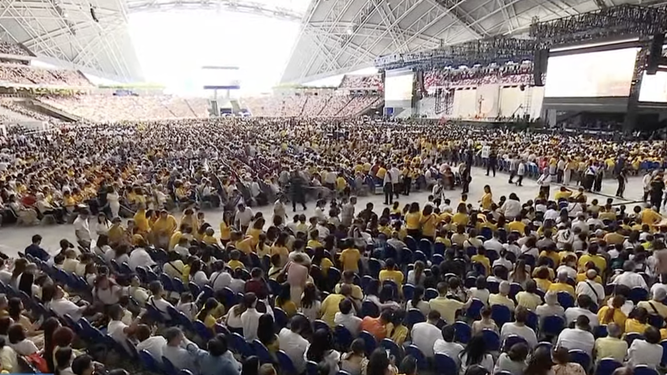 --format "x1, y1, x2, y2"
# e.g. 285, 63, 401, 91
129, 10, 300, 96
